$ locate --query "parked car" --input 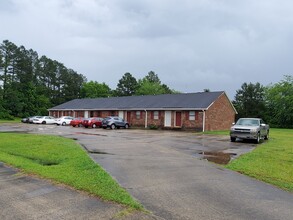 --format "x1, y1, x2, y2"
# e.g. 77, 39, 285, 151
33, 116, 56, 124
230, 118, 269, 143
21, 117, 30, 123
102, 116, 130, 129
82, 117, 103, 128
56, 116, 74, 126
28, 116, 41, 124
70, 117, 84, 127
